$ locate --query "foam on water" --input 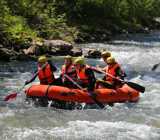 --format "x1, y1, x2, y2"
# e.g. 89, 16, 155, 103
0, 109, 15, 119
1, 31, 160, 140
1, 121, 160, 140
